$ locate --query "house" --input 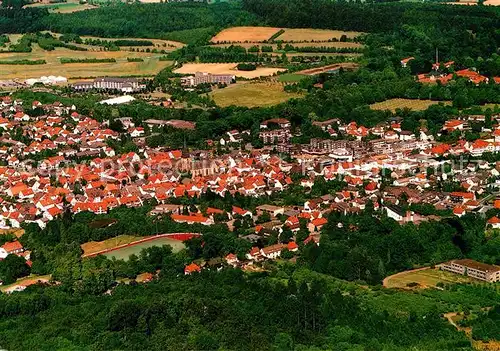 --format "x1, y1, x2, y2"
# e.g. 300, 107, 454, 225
256, 205, 285, 218
487, 216, 500, 229
184, 262, 201, 275
385, 204, 405, 221
225, 253, 239, 266
0, 240, 24, 258
308, 217, 328, 232
400, 57, 414, 68
171, 214, 214, 226
261, 244, 286, 259
232, 206, 253, 218
439, 259, 500, 283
